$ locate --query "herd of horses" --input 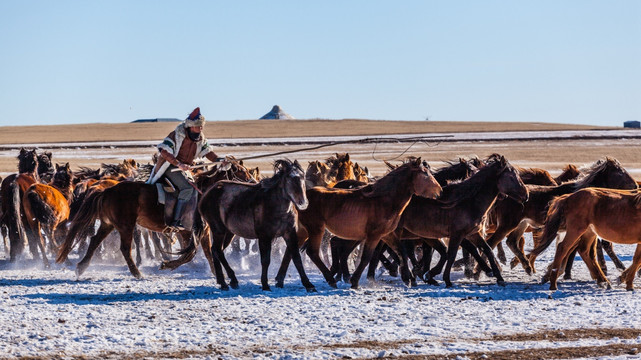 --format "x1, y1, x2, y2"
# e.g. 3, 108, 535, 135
2, 147, 641, 292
